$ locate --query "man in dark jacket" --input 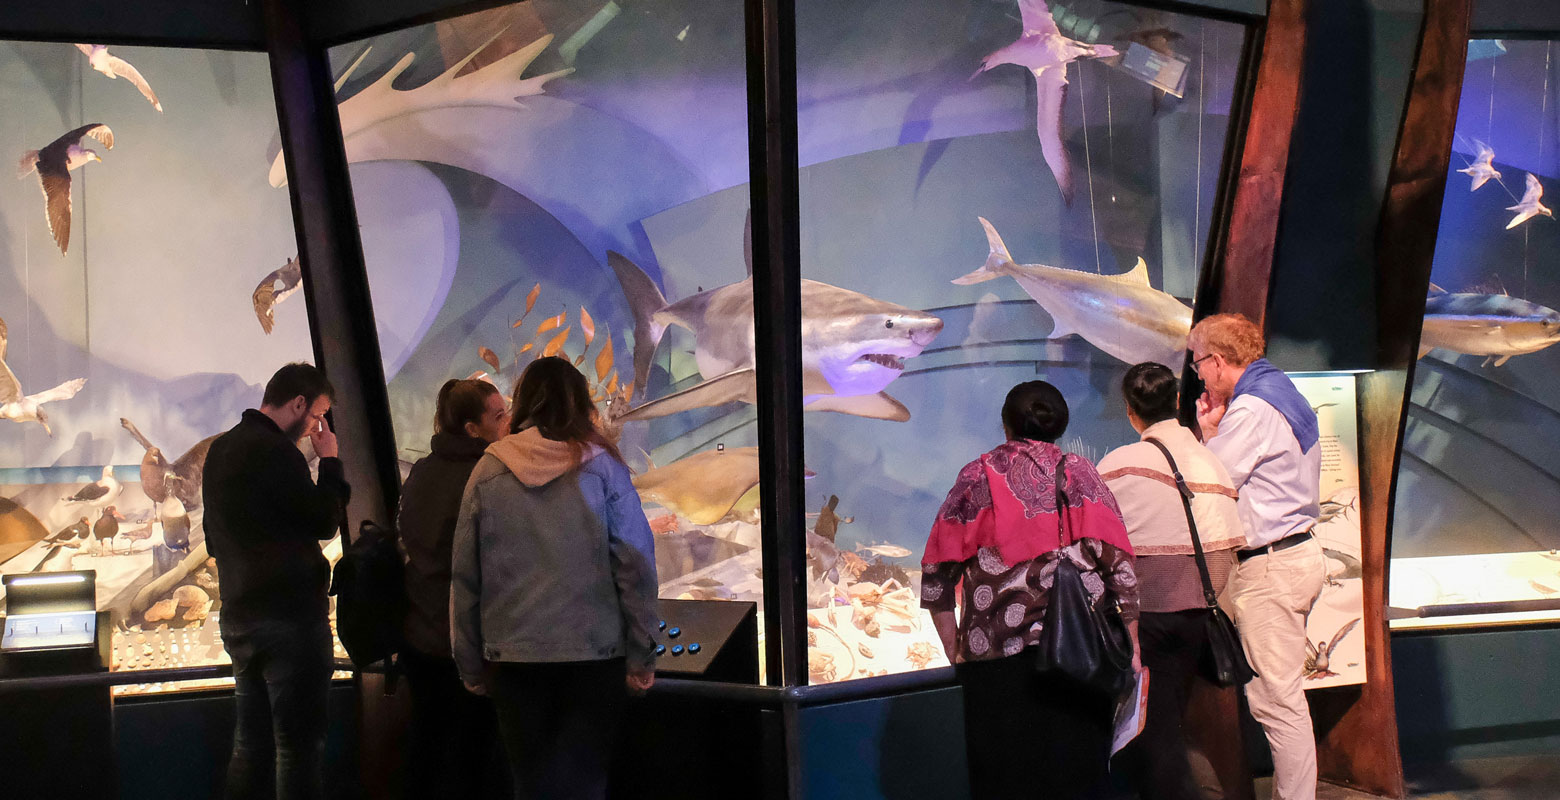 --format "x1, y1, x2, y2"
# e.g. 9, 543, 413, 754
204, 363, 351, 800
